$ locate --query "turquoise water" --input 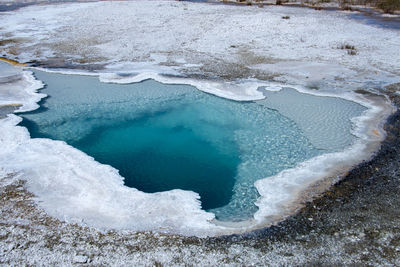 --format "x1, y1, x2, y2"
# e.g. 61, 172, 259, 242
19, 71, 365, 221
